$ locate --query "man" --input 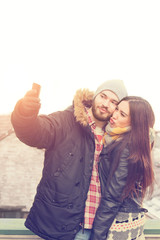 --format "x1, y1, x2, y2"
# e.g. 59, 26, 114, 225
11, 79, 127, 240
